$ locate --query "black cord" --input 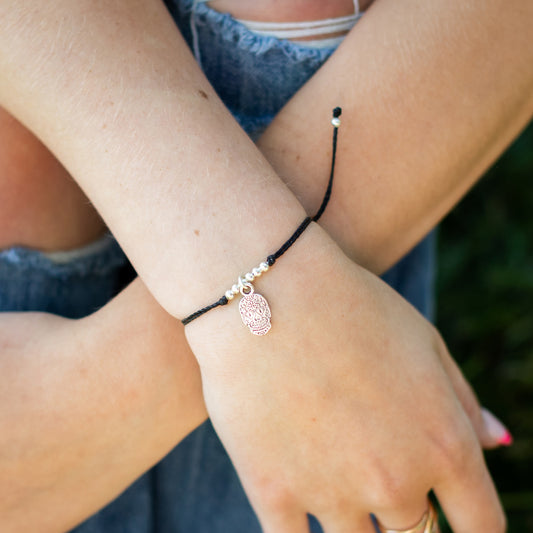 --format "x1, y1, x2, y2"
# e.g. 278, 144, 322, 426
182, 295, 229, 325
313, 106, 341, 222
182, 107, 342, 326
266, 216, 312, 267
